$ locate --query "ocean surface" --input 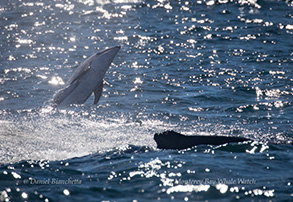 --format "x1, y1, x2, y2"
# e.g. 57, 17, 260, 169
0, 0, 292, 201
